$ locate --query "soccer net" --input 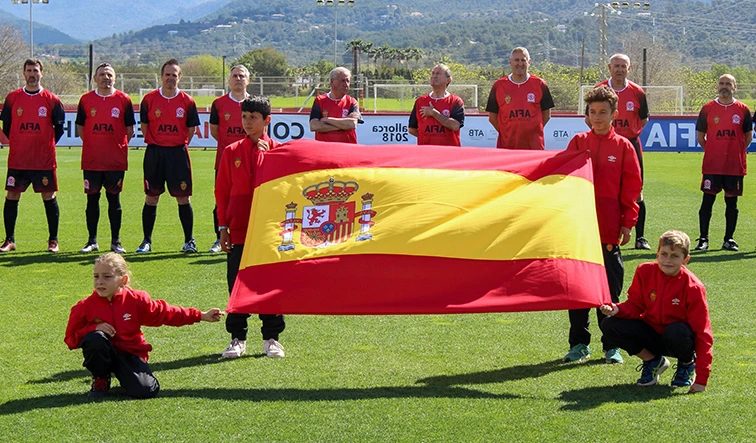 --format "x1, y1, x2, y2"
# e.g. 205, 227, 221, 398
371, 84, 479, 113
138, 88, 225, 102
578, 85, 684, 115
